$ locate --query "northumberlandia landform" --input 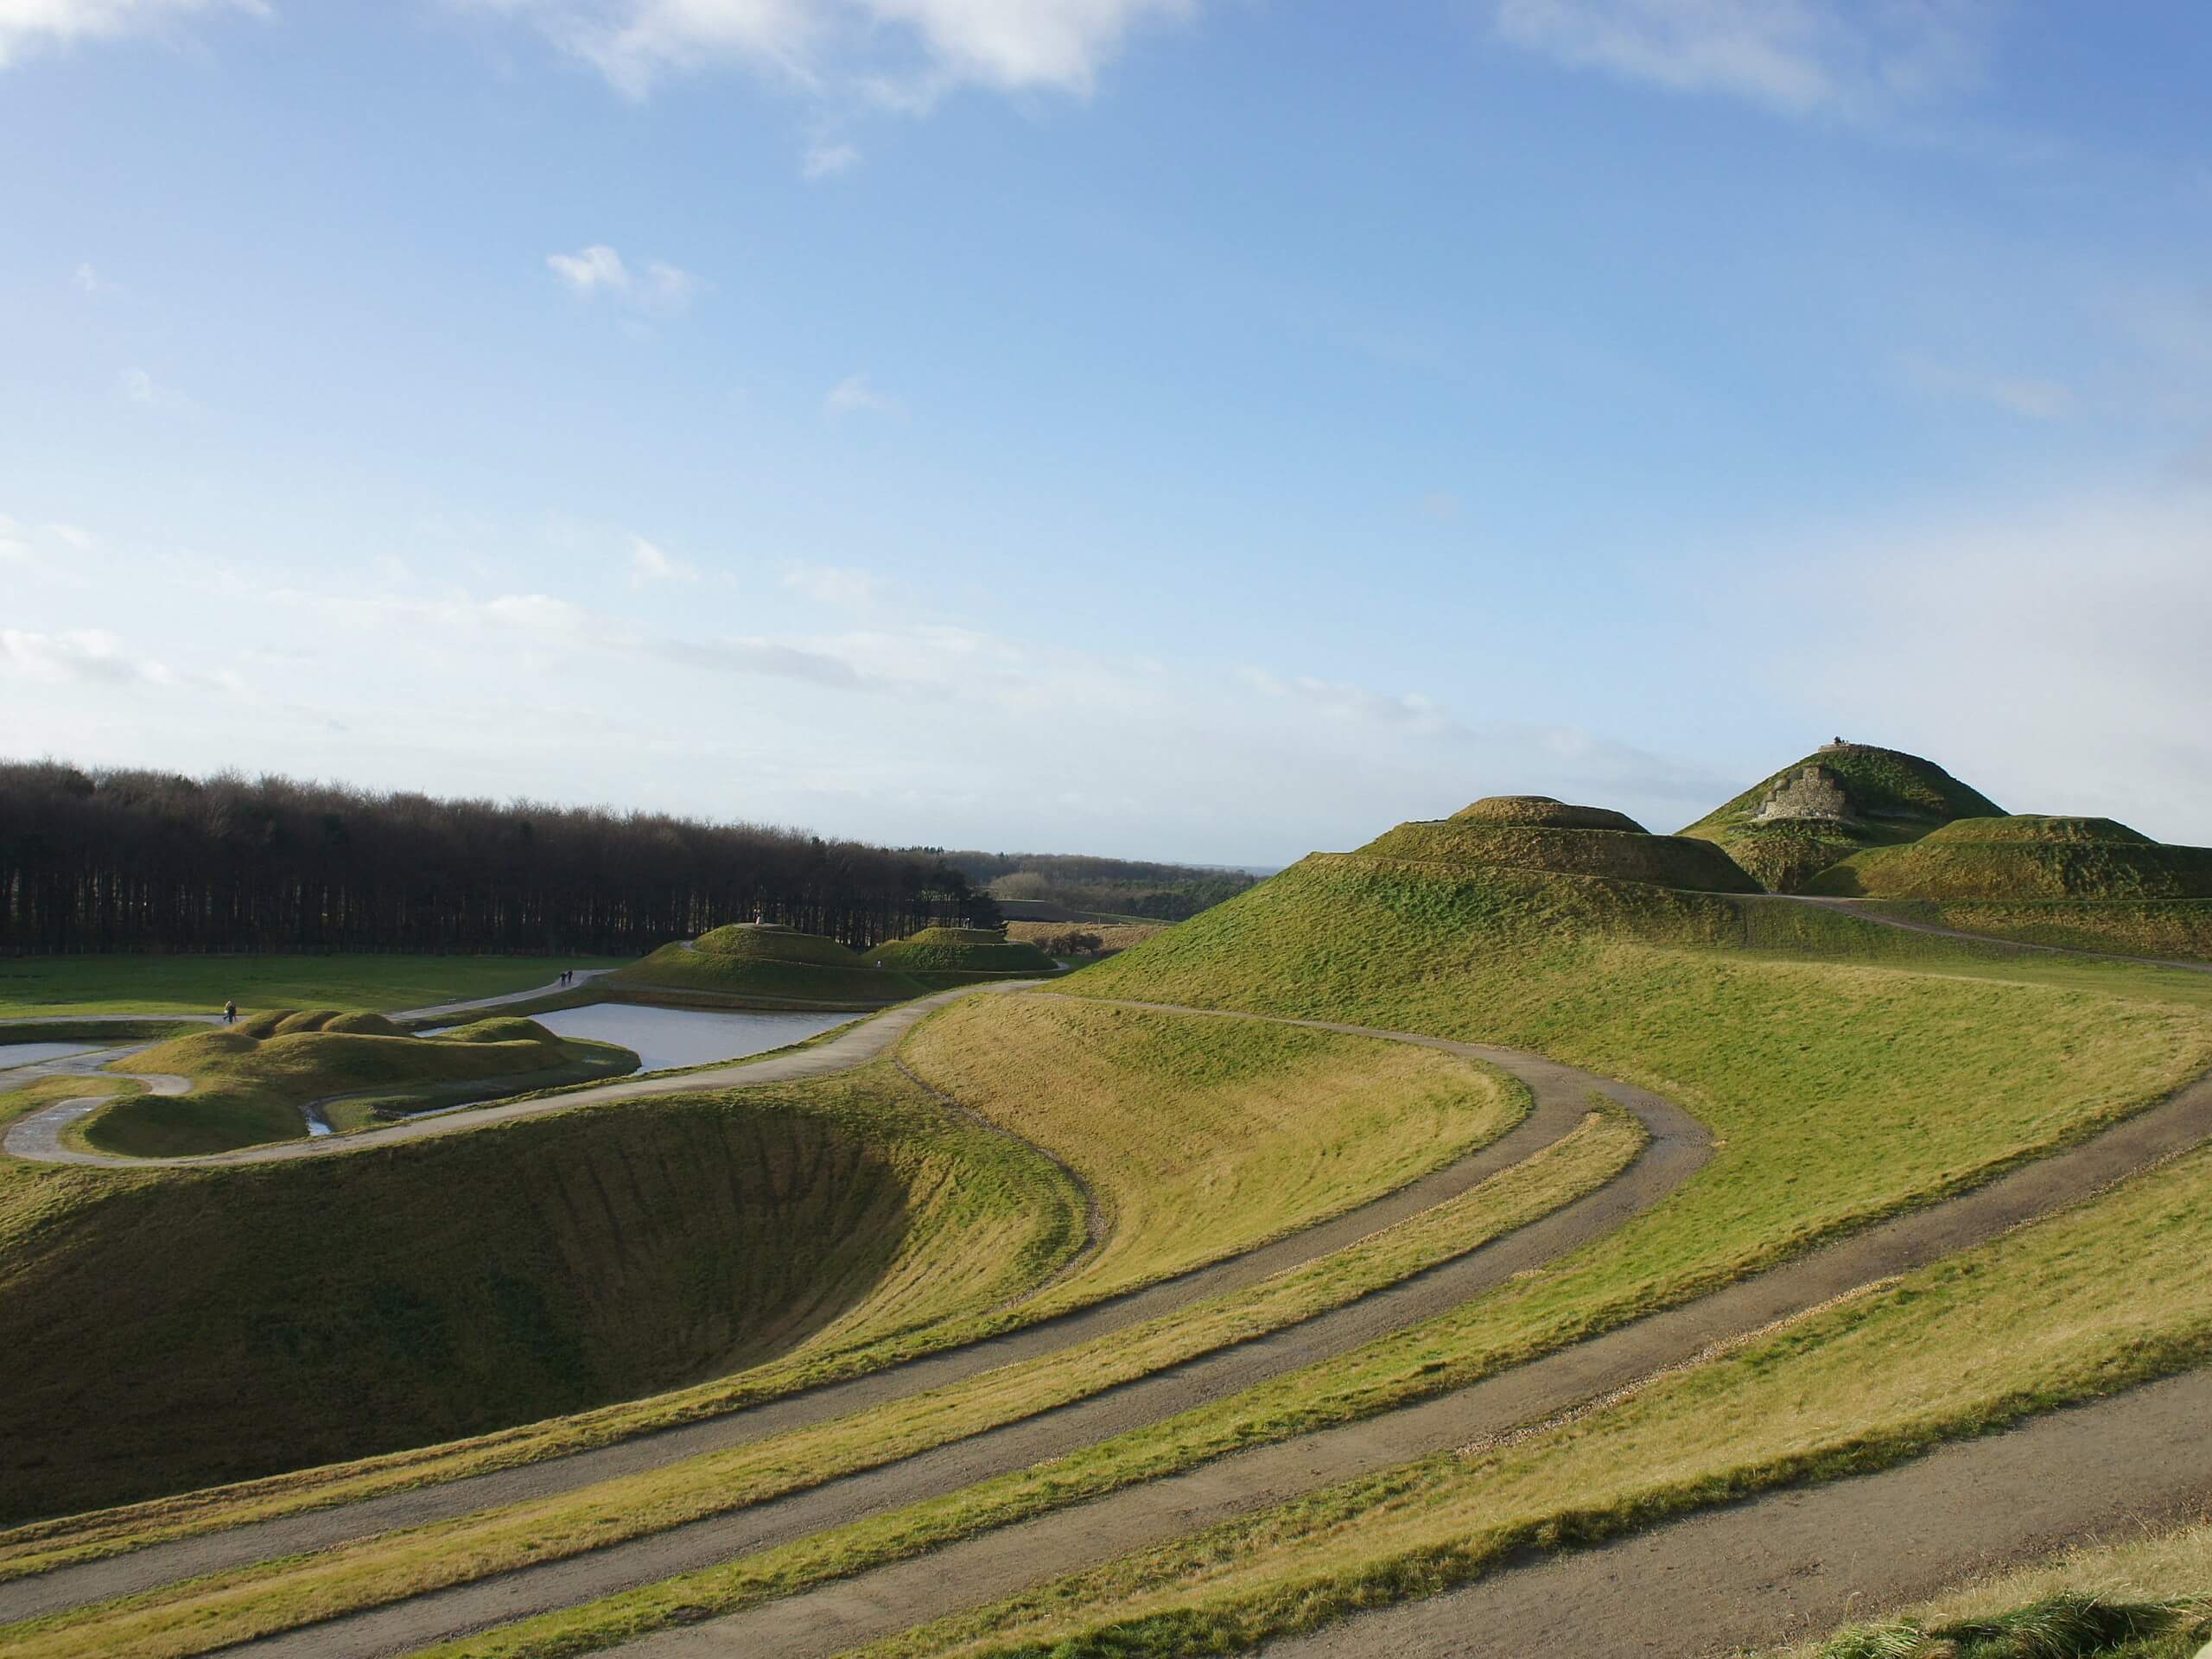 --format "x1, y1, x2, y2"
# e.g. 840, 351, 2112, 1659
4, 750, 2212, 1659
